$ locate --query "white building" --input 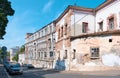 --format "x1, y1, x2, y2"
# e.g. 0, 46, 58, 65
25, 22, 56, 68
10, 46, 19, 62
18, 53, 25, 65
